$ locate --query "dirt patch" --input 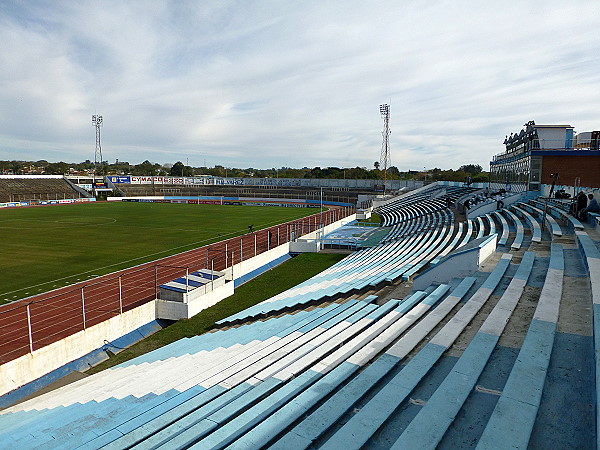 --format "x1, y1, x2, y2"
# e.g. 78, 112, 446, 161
479, 251, 503, 273
498, 285, 540, 348
553, 235, 578, 249
557, 276, 593, 336
585, 225, 600, 241
445, 293, 502, 357
377, 280, 414, 304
